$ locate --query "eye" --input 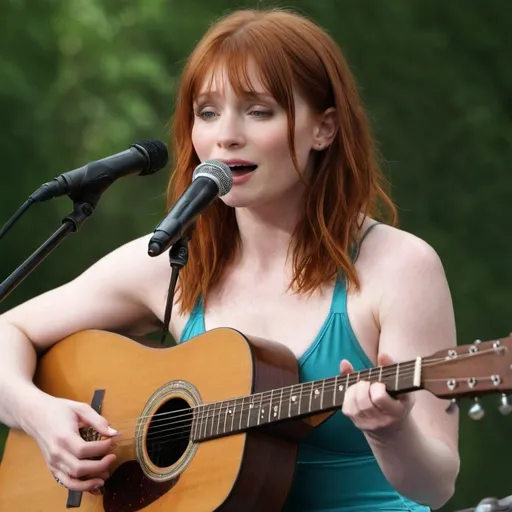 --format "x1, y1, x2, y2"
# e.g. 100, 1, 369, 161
196, 110, 217, 121
249, 109, 272, 118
